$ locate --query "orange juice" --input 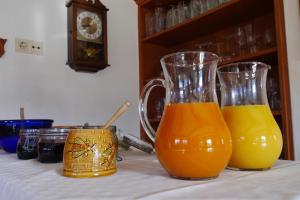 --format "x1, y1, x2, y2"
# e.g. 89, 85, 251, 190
155, 102, 232, 179
222, 105, 282, 169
